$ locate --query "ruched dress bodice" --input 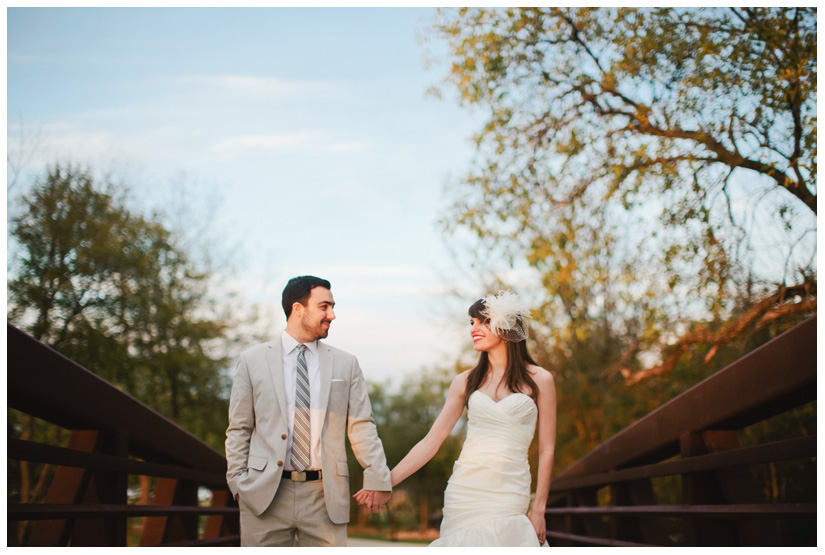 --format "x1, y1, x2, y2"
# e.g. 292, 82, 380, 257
430, 390, 541, 547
